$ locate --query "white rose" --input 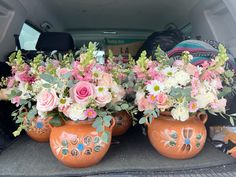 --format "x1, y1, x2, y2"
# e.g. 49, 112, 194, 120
96, 92, 112, 107
195, 92, 216, 108
111, 83, 125, 103
66, 103, 86, 121
174, 70, 191, 86
171, 106, 189, 121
